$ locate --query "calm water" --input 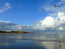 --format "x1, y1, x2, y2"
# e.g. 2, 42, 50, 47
0, 33, 65, 49
0, 33, 46, 49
